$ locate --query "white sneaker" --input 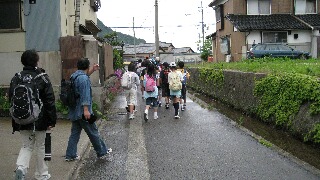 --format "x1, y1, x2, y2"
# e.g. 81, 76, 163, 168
181, 106, 185, 111
99, 148, 113, 161
174, 112, 180, 119
154, 115, 158, 119
15, 166, 25, 180
35, 174, 51, 180
129, 113, 134, 120
65, 155, 80, 162
144, 113, 148, 122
